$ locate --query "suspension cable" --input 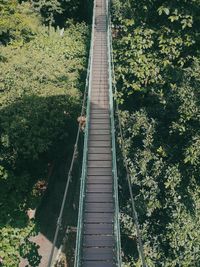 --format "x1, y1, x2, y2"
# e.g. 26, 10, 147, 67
47, 30, 92, 267
108, 9, 147, 267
